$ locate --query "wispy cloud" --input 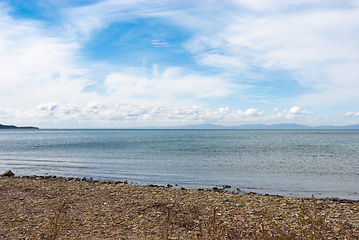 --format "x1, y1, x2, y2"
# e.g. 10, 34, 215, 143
0, 4, 92, 109
151, 40, 170, 47
103, 66, 244, 106
0, 1, 358, 127
0, 3, 242, 112
59, 0, 359, 110
183, 1, 359, 106
63, 0, 187, 41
